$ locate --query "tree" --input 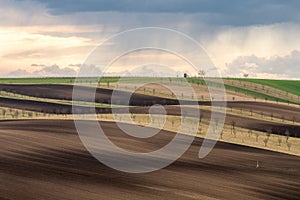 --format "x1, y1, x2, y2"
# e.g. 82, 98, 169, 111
270, 113, 273, 120
248, 130, 252, 137
199, 113, 203, 122
285, 129, 290, 142
14, 110, 19, 119
233, 129, 236, 138
231, 121, 236, 130
292, 116, 295, 124
2, 109, 6, 117
263, 138, 269, 147
287, 142, 292, 151
278, 137, 282, 146
198, 70, 206, 78
198, 127, 202, 135
254, 132, 259, 142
